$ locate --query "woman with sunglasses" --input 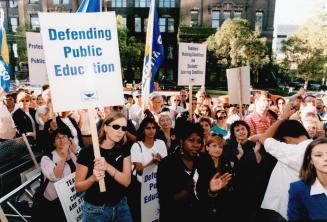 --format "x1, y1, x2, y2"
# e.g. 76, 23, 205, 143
75, 112, 133, 222
211, 109, 228, 138
157, 121, 232, 222
130, 117, 168, 221
225, 120, 263, 221
12, 91, 38, 139
288, 137, 327, 221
